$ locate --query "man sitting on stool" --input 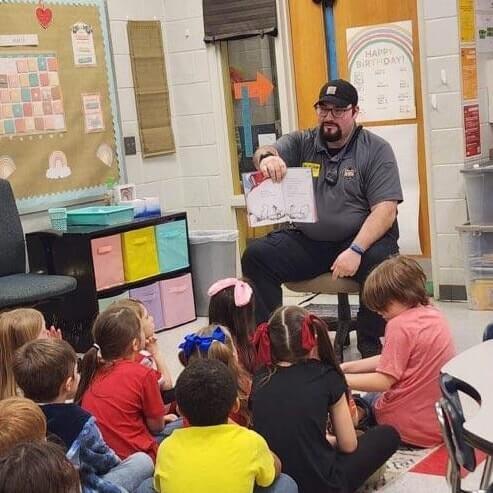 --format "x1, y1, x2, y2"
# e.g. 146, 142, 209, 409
241, 79, 403, 358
